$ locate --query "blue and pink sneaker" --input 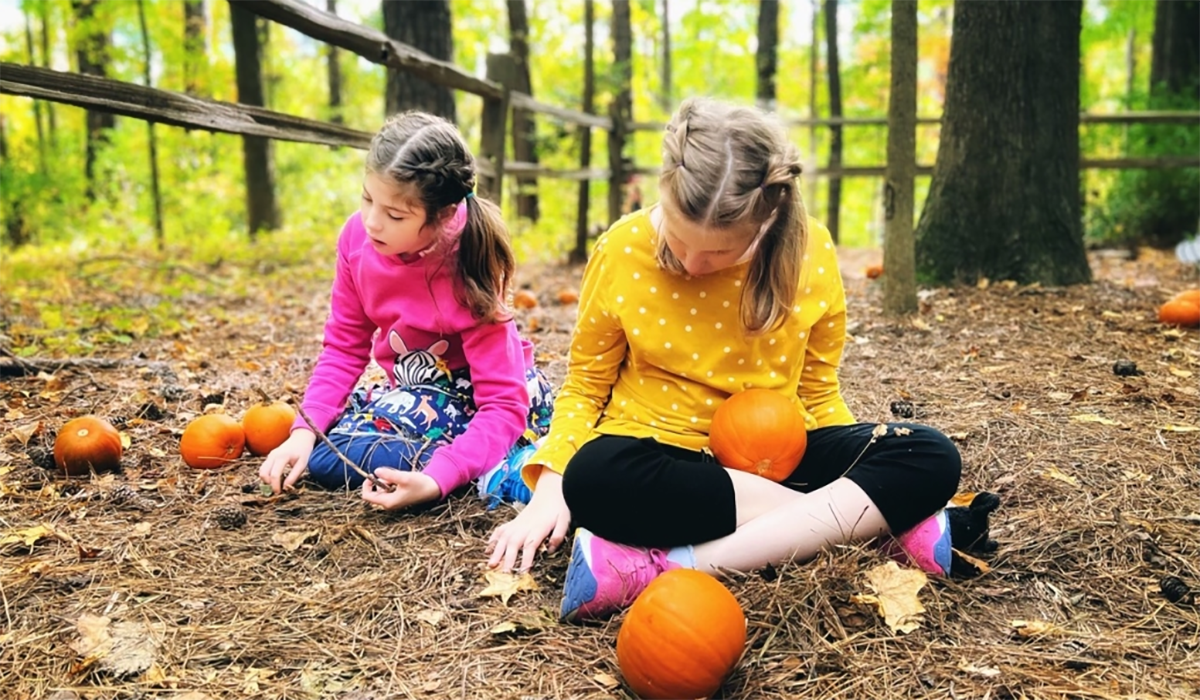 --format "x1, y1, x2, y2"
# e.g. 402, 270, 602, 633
880, 509, 953, 576
477, 440, 541, 510
560, 528, 687, 623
